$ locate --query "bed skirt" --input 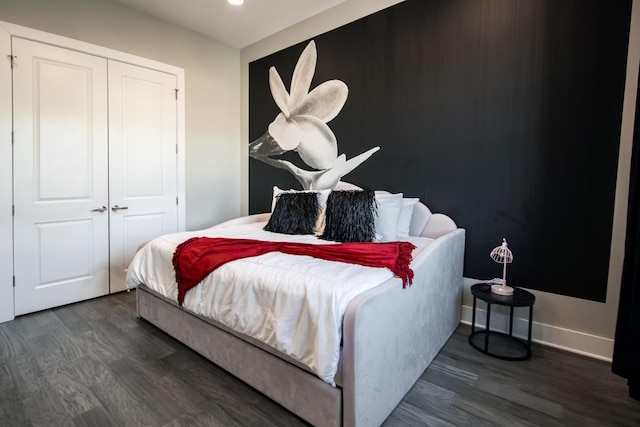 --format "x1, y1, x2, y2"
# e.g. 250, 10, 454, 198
136, 285, 343, 426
